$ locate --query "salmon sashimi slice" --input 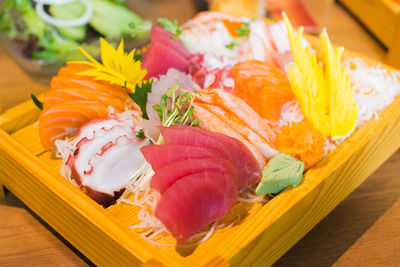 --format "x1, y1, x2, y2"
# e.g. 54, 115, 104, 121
199, 103, 279, 159
232, 60, 294, 121
192, 103, 266, 168
155, 170, 238, 244
141, 144, 219, 172
161, 125, 261, 189
50, 78, 127, 101
195, 88, 276, 146
43, 89, 126, 111
151, 158, 238, 194
39, 101, 109, 150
